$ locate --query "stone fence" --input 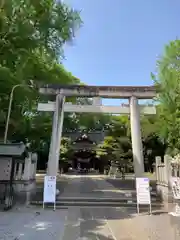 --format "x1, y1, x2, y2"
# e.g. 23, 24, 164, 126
155, 155, 180, 202
14, 152, 37, 181
13, 152, 38, 203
